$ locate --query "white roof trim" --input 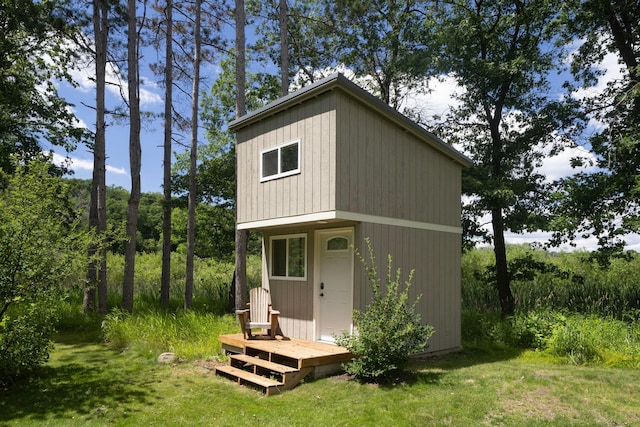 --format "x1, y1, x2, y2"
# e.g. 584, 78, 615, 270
238, 210, 462, 235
